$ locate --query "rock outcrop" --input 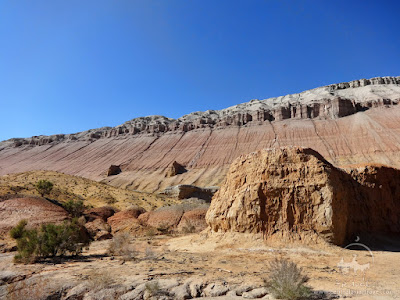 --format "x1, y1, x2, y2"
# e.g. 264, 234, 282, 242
161, 185, 218, 201
1, 77, 400, 192
107, 165, 121, 176
165, 161, 186, 177
0, 197, 69, 234
206, 148, 400, 245
107, 207, 146, 235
